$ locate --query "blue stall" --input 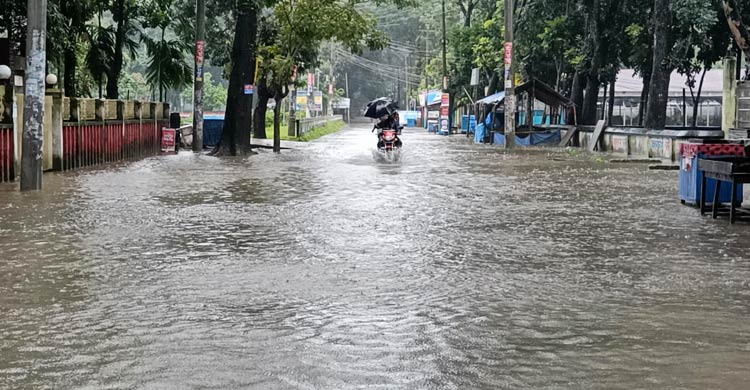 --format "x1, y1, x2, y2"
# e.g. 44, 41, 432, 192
678, 142, 745, 205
